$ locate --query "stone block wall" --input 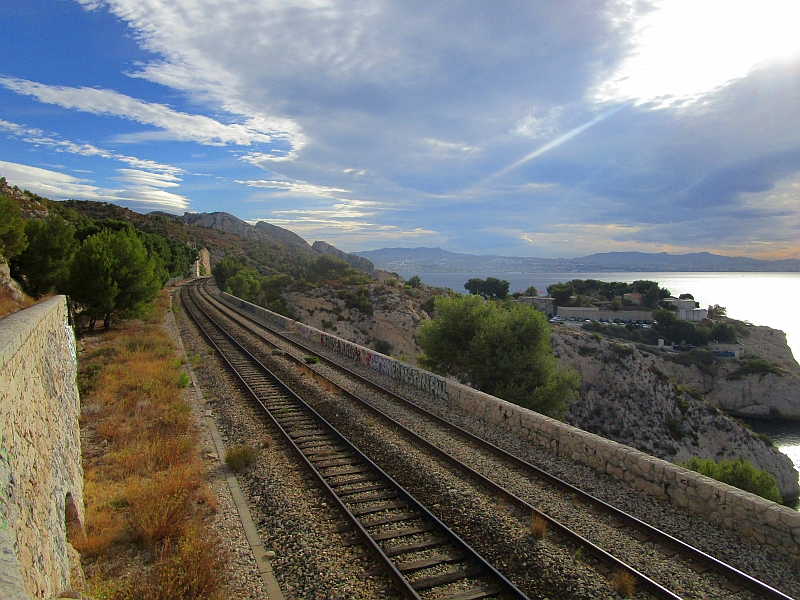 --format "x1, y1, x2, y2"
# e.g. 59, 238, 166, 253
0, 296, 83, 598
220, 292, 800, 559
